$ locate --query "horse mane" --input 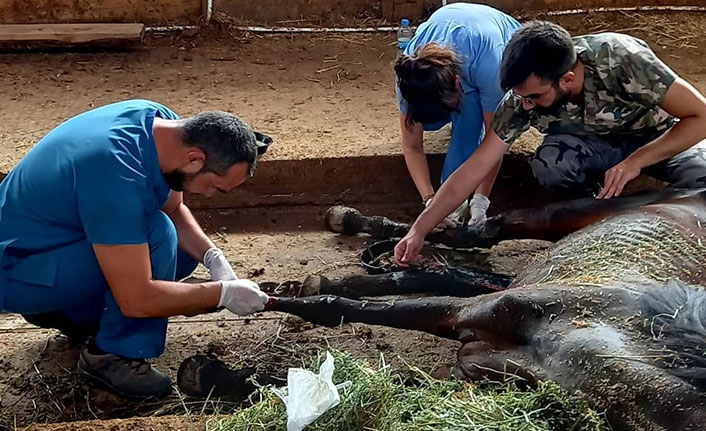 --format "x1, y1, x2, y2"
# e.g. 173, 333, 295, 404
641, 279, 706, 390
